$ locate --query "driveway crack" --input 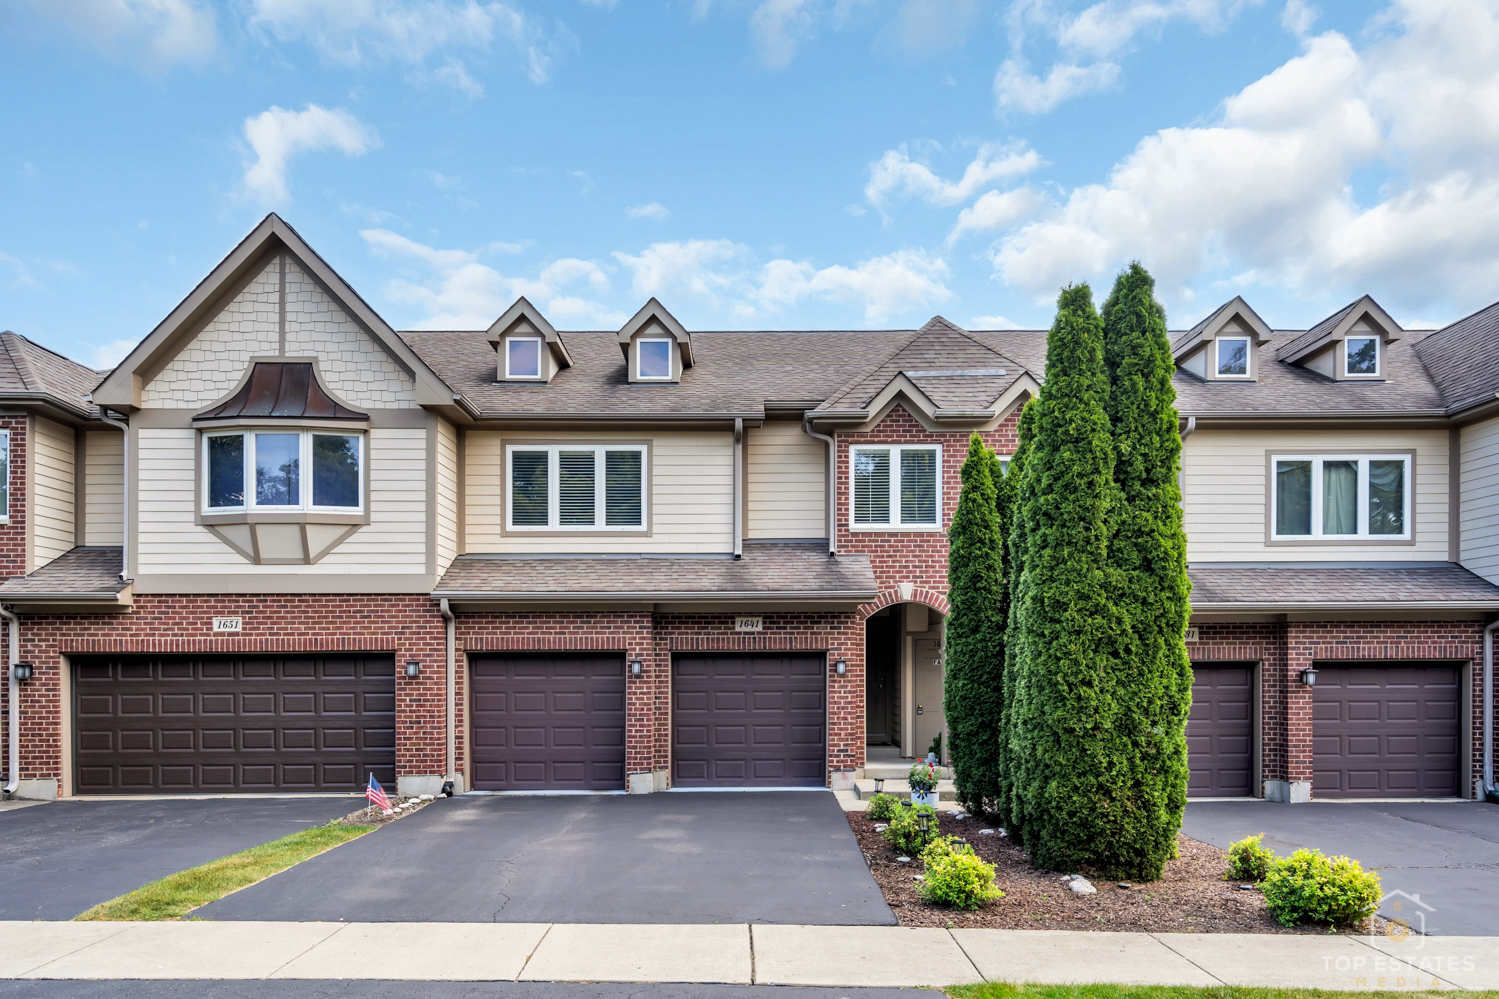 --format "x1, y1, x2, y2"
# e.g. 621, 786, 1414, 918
489, 798, 597, 921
